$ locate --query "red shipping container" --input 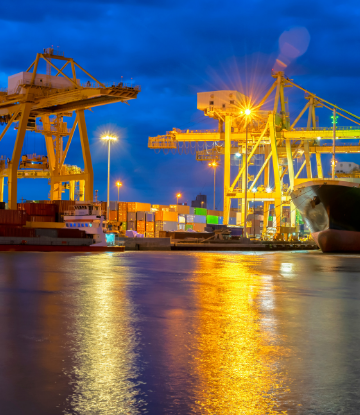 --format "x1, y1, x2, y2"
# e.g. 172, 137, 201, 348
18, 203, 58, 216
0, 226, 36, 237
0, 210, 28, 225
38, 200, 76, 214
